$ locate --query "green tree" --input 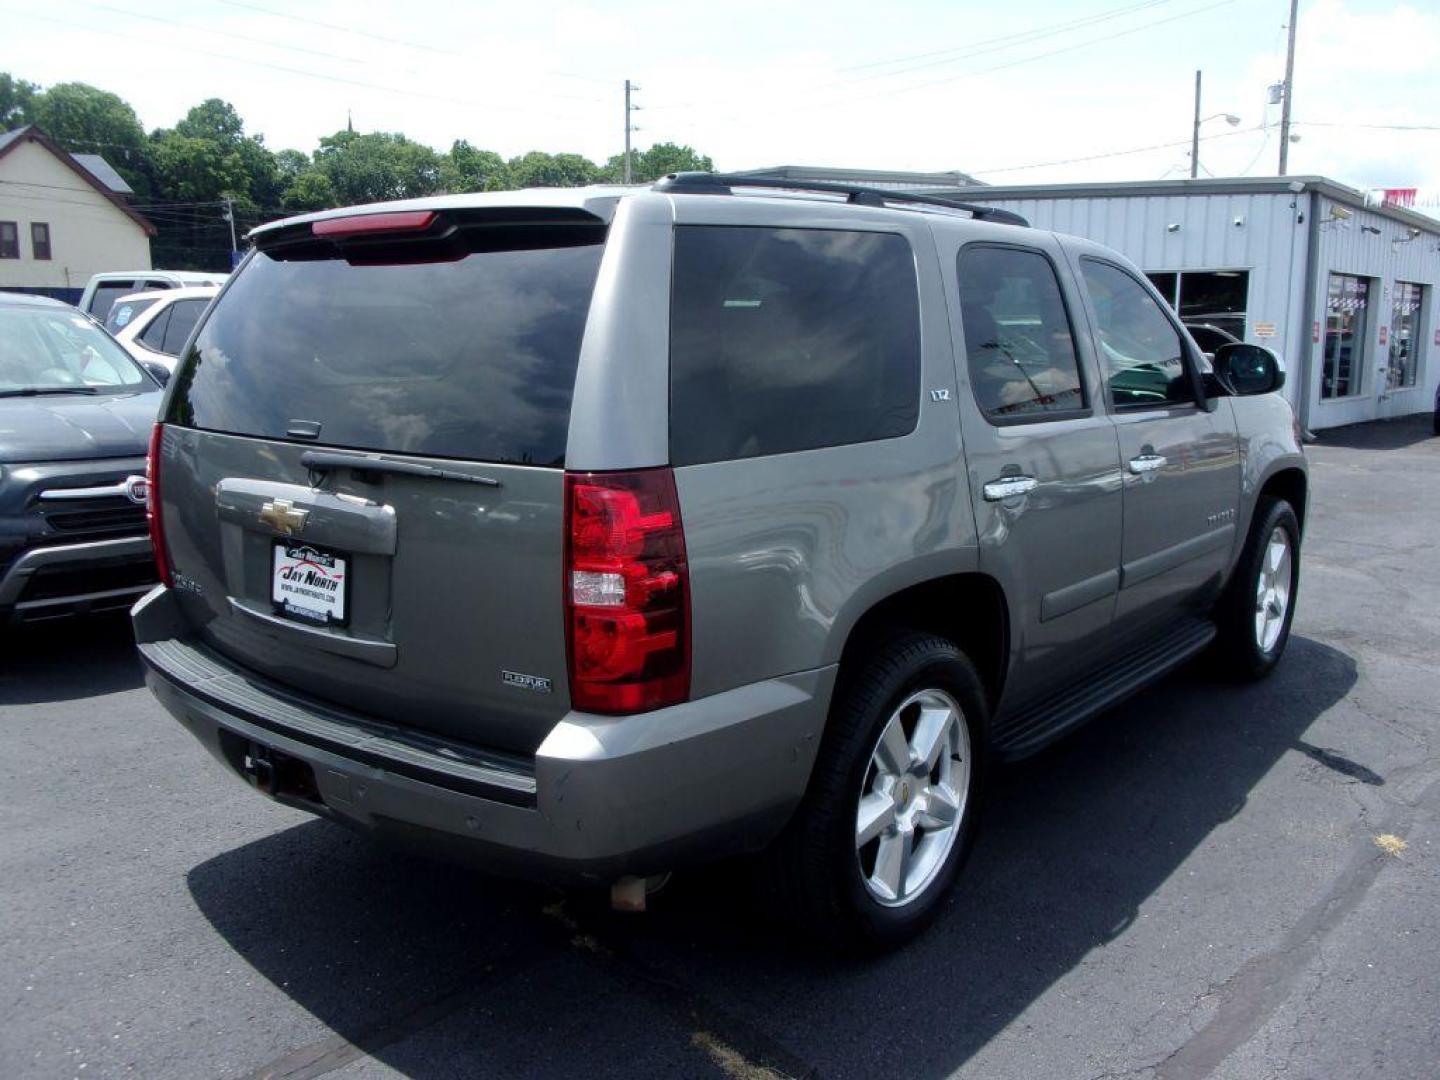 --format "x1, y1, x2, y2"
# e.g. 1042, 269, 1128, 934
281, 169, 337, 212
174, 98, 246, 144
0, 73, 39, 129
27, 82, 148, 190
604, 142, 714, 183
147, 133, 250, 203
448, 140, 511, 192
313, 129, 448, 205
274, 148, 312, 185
507, 150, 601, 189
